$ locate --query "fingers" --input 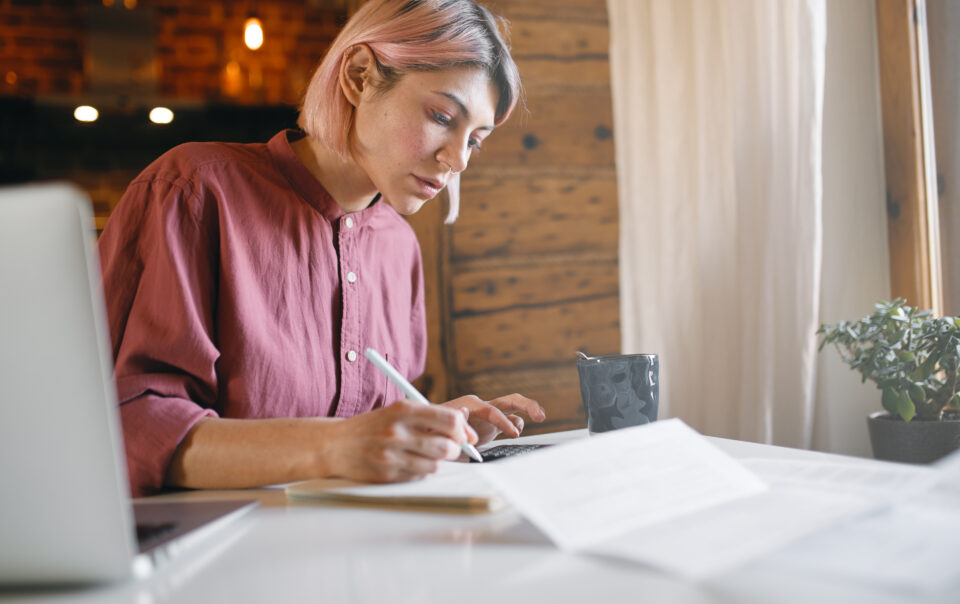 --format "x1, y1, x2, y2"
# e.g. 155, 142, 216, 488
335, 402, 475, 483
488, 393, 547, 422
466, 403, 522, 438
391, 399, 475, 444
459, 407, 479, 443
438, 393, 546, 443
461, 394, 546, 438
367, 447, 441, 482
404, 431, 462, 461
